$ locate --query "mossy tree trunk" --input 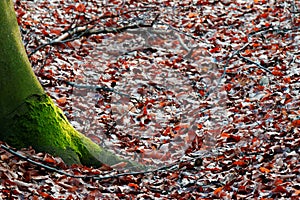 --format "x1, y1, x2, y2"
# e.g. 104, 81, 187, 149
0, 0, 140, 170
